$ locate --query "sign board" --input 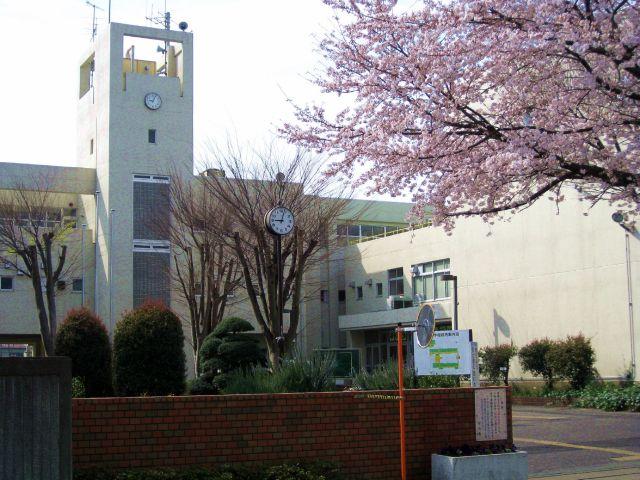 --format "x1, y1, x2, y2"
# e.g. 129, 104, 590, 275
413, 330, 473, 376
474, 389, 508, 441
470, 341, 480, 388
